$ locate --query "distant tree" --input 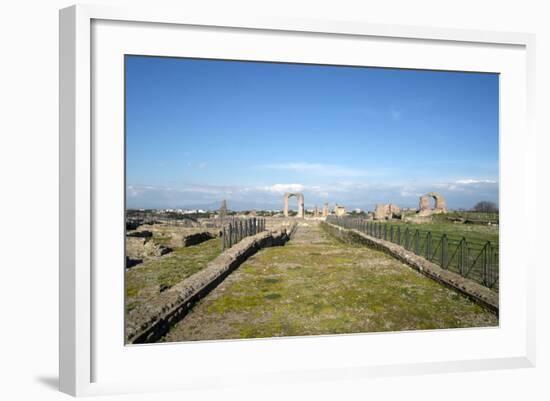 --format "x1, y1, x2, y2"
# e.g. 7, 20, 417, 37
472, 201, 498, 213
349, 210, 367, 216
